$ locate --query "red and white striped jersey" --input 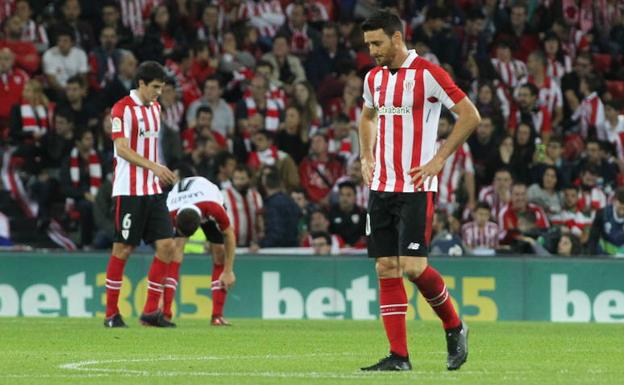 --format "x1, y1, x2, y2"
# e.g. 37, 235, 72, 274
162, 101, 184, 132
167, 177, 231, 232
508, 104, 552, 136
21, 20, 48, 49
545, 56, 572, 84
574, 92, 605, 139
601, 115, 624, 144
550, 208, 592, 237
461, 221, 499, 249
119, 0, 163, 37
362, 50, 466, 193
436, 140, 474, 206
517, 75, 563, 115
237, 0, 285, 38
491, 58, 527, 89
110, 90, 162, 197
578, 187, 607, 215
221, 186, 263, 246
479, 185, 509, 221
498, 203, 550, 237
